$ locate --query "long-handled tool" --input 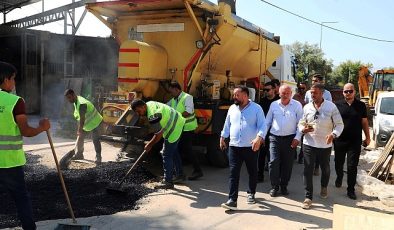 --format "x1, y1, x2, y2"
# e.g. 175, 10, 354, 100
59, 135, 81, 170
46, 130, 90, 230
106, 150, 148, 194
